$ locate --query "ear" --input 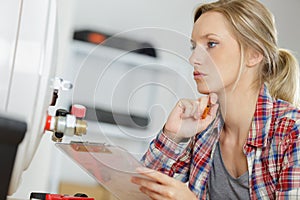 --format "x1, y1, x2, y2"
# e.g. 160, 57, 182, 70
246, 48, 263, 67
